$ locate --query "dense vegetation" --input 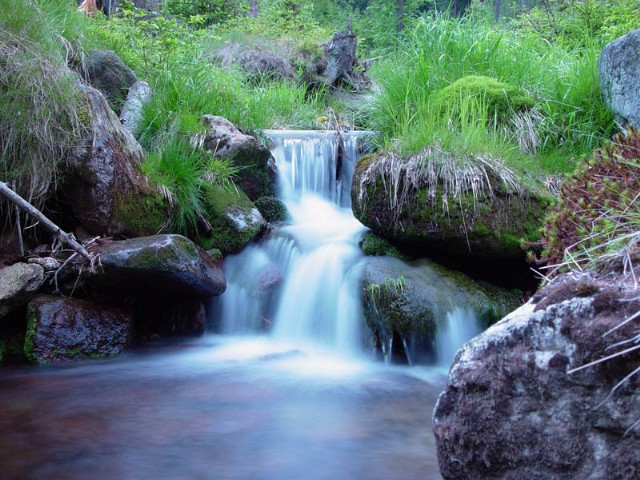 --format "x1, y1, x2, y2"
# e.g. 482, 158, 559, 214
1, 0, 639, 266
